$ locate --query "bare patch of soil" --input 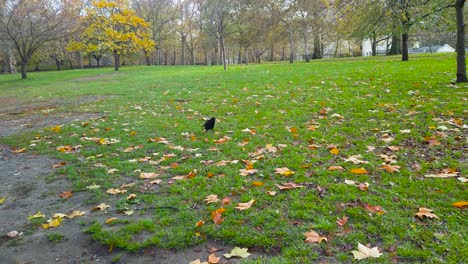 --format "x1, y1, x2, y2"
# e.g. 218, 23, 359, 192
0, 112, 101, 138
0, 146, 252, 263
